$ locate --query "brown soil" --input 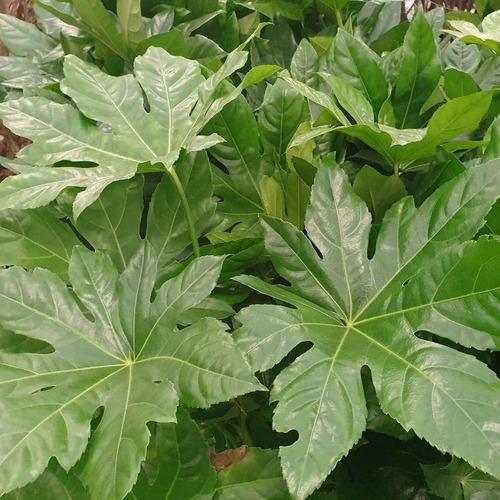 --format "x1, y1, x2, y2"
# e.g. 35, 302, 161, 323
0, 0, 34, 180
